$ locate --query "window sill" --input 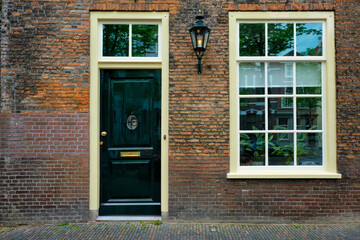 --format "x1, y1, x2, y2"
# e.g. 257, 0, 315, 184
227, 171, 342, 179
